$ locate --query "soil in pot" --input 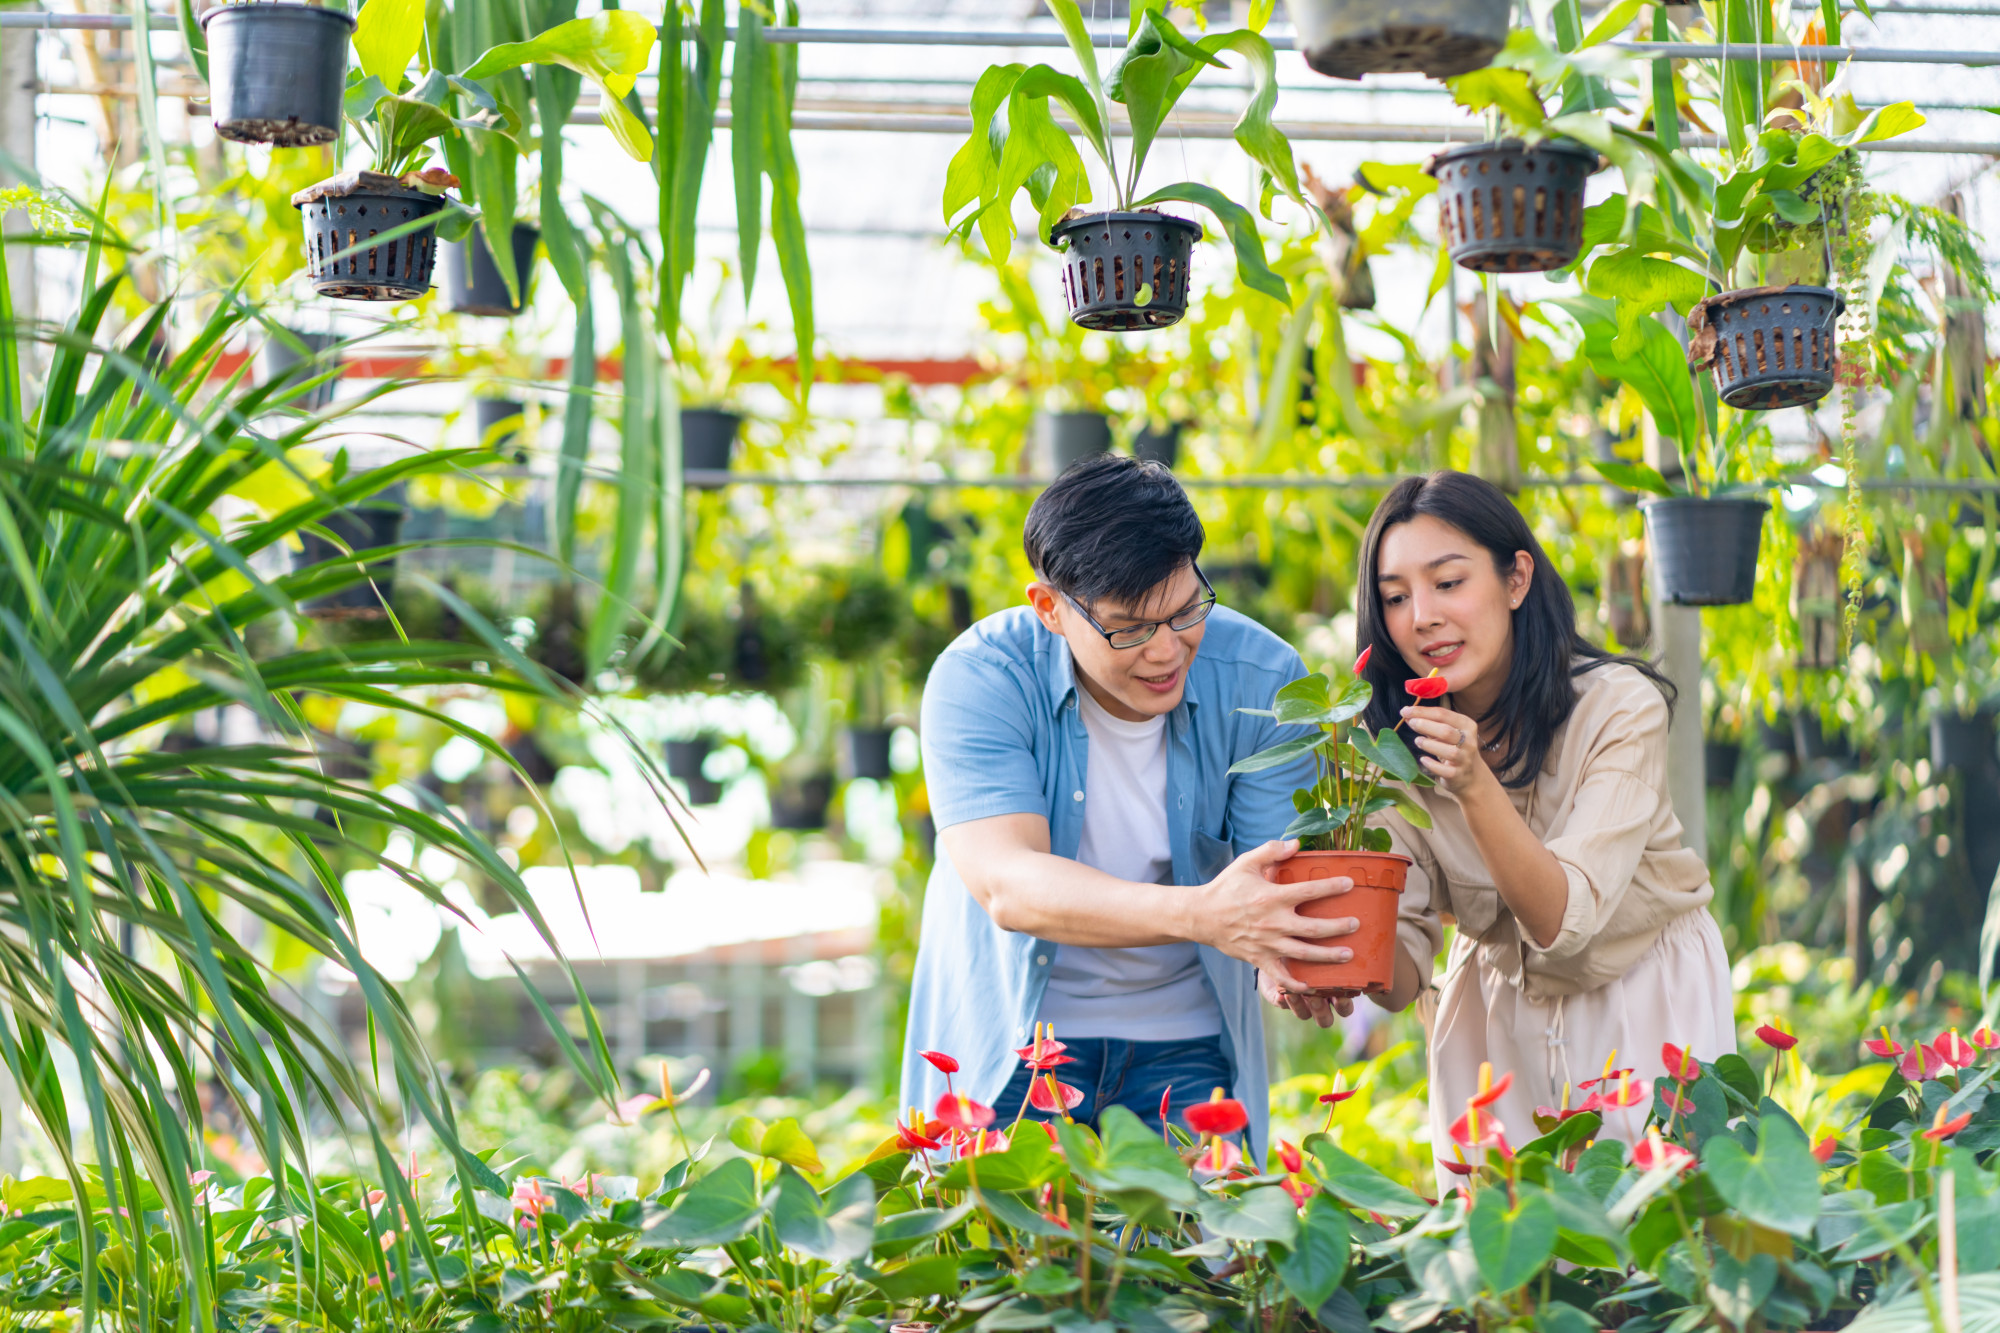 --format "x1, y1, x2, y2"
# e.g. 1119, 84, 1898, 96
294, 488, 407, 620
1687, 285, 1844, 411
201, 3, 353, 146
1286, 0, 1508, 80
293, 173, 447, 302
770, 774, 834, 830
682, 408, 740, 487
441, 223, 540, 316
1133, 421, 1183, 470
259, 329, 340, 411
665, 736, 715, 781
1268, 850, 1411, 994
845, 727, 895, 781
1050, 210, 1201, 332
1038, 411, 1112, 475
1642, 496, 1768, 607
1426, 138, 1598, 273
473, 398, 526, 453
